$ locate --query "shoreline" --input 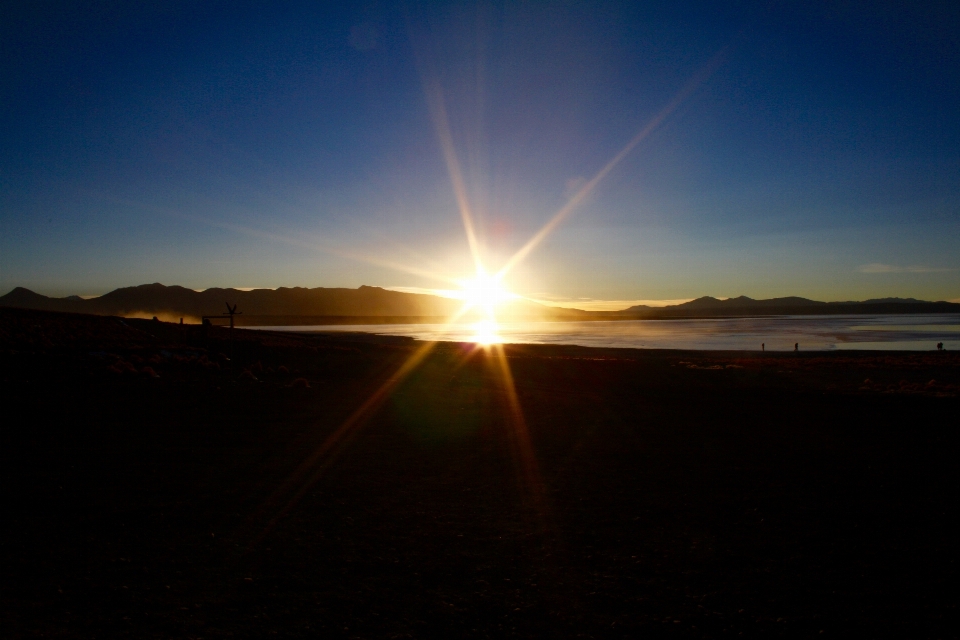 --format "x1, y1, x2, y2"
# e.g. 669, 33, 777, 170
279, 331, 955, 351
1, 306, 956, 354
230, 308, 960, 326
255, 315, 958, 353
